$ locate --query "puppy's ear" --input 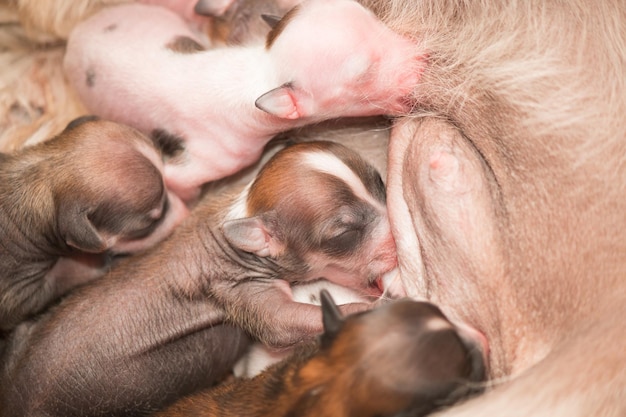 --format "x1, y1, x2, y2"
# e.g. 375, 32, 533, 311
58, 202, 108, 253
63, 115, 99, 132
255, 83, 312, 120
221, 212, 284, 257
261, 14, 282, 29
320, 289, 344, 348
